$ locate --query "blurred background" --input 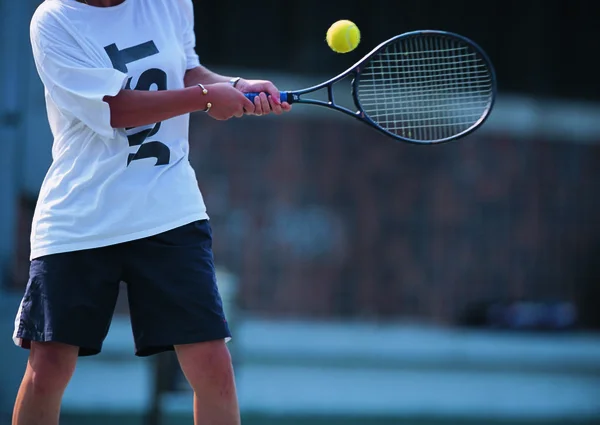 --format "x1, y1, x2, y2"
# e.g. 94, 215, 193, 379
1, 0, 600, 424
